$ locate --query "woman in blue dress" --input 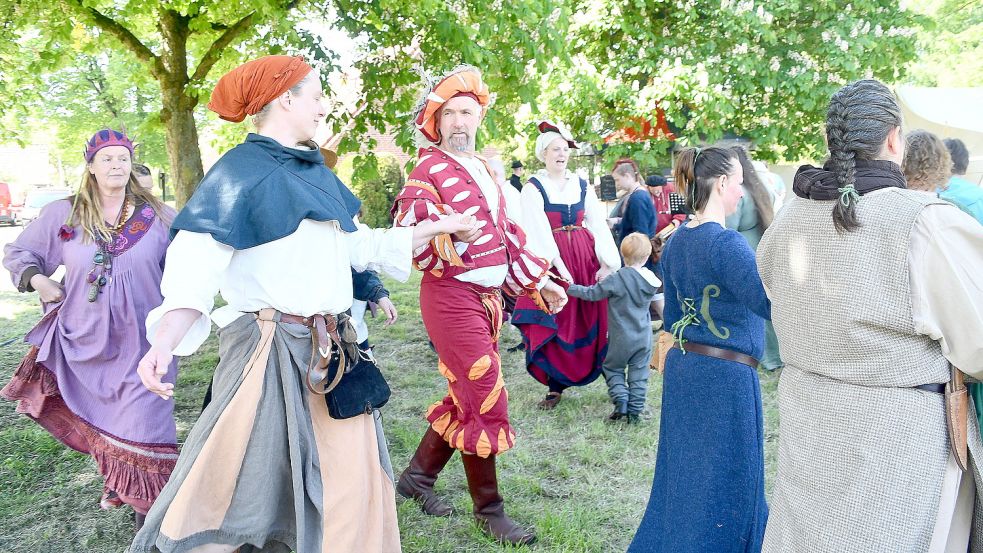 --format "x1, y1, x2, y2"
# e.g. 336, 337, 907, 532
628, 146, 771, 553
